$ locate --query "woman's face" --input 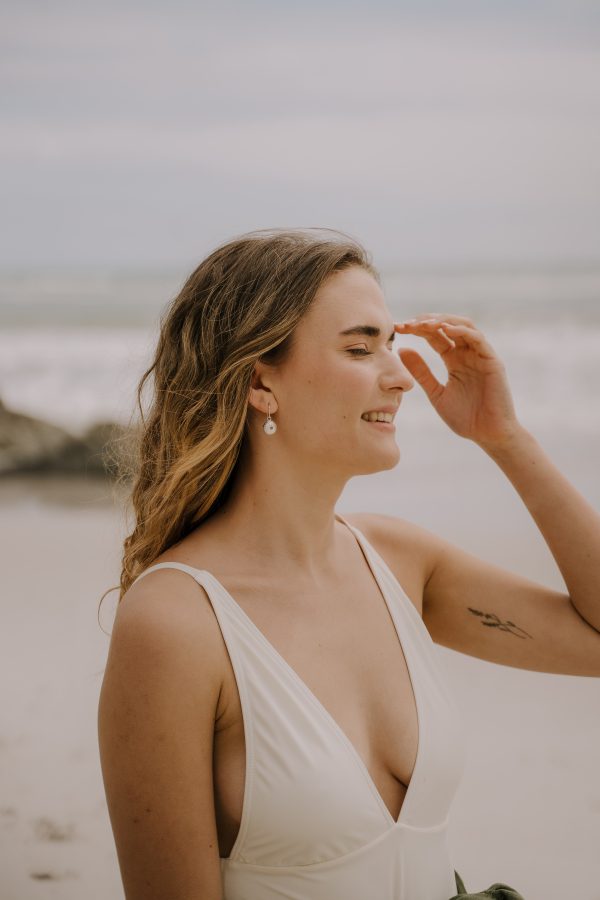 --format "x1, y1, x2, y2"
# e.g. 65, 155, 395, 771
256, 265, 415, 477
